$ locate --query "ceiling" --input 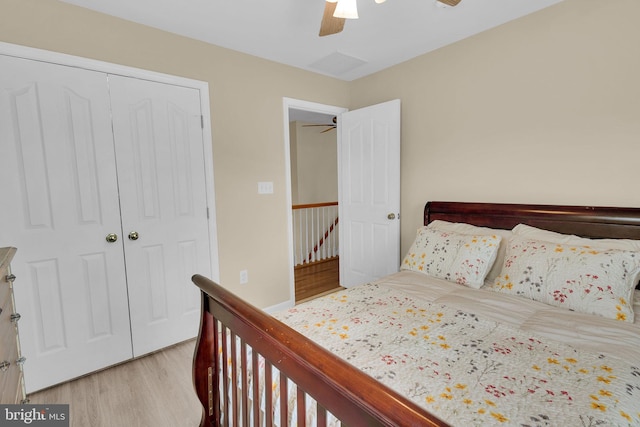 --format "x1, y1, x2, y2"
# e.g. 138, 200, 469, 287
59, 0, 563, 82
